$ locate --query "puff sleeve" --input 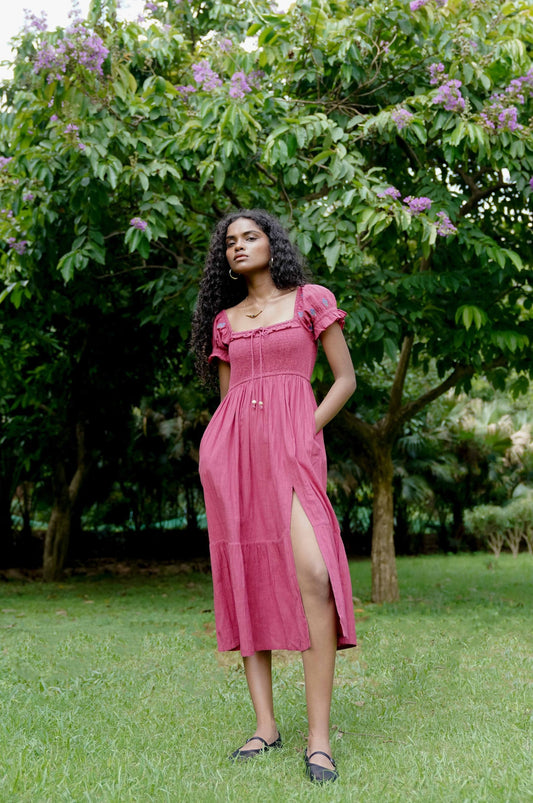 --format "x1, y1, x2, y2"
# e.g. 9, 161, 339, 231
298, 284, 347, 340
208, 312, 230, 364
